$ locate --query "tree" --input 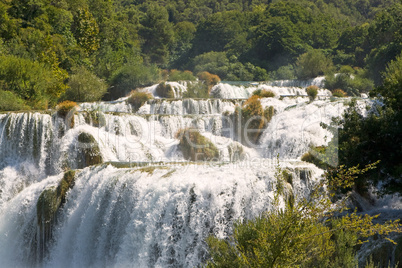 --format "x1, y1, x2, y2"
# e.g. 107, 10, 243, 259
71, 8, 100, 54
0, 54, 67, 108
296, 49, 333, 79
139, 3, 174, 65
372, 52, 402, 112
63, 66, 107, 102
